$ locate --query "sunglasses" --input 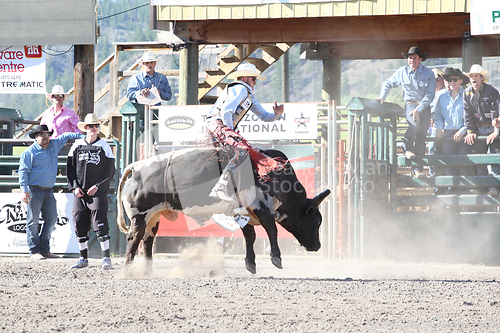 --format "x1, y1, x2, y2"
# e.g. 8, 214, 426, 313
52, 95, 65, 99
86, 124, 99, 128
444, 77, 460, 82
249, 77, 257, 83
37, 133, 50, 138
